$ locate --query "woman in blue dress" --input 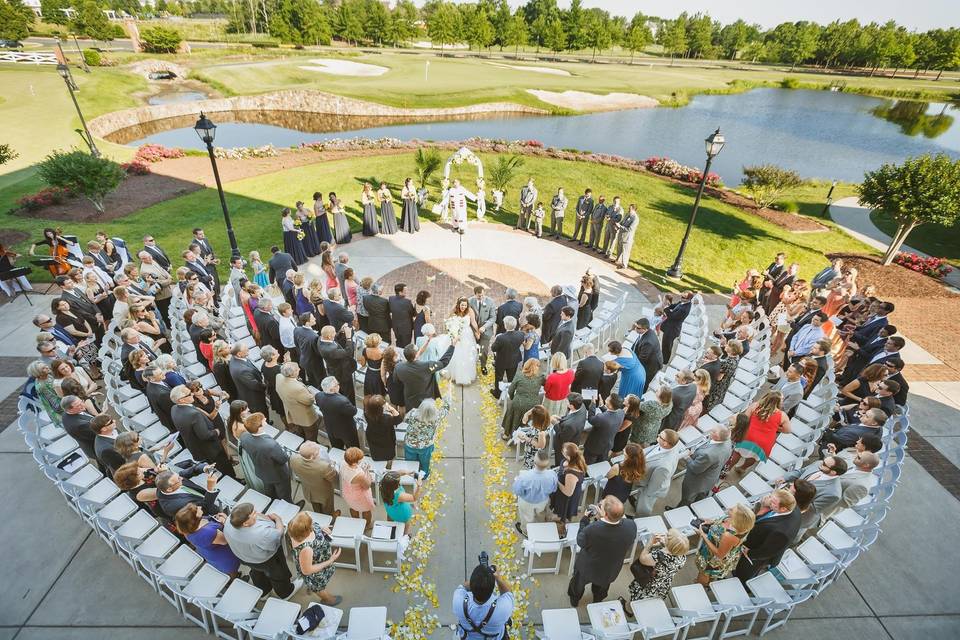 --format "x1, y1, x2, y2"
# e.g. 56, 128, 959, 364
522, 313, 541, 362
296, 200, 320, 257
281, 208, 308, 264
249, 250, 269, 289
377, 182, 399, 235
361, 183, 379, 236
313, 191, 333, 244
292, 273, 312, 316
609, 340, 645, 398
